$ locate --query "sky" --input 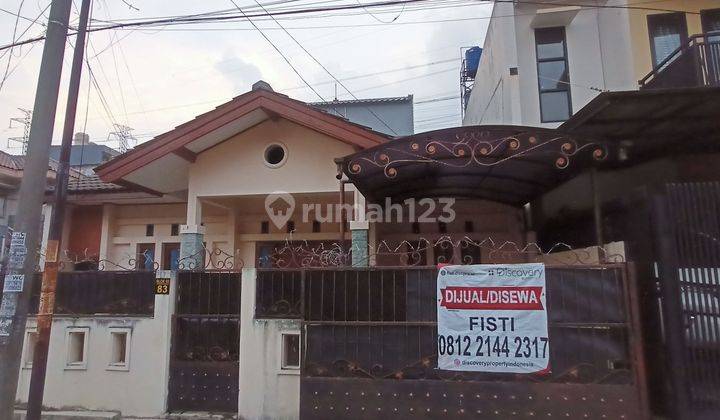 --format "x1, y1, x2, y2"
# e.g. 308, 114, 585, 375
0, 0, 492, 154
